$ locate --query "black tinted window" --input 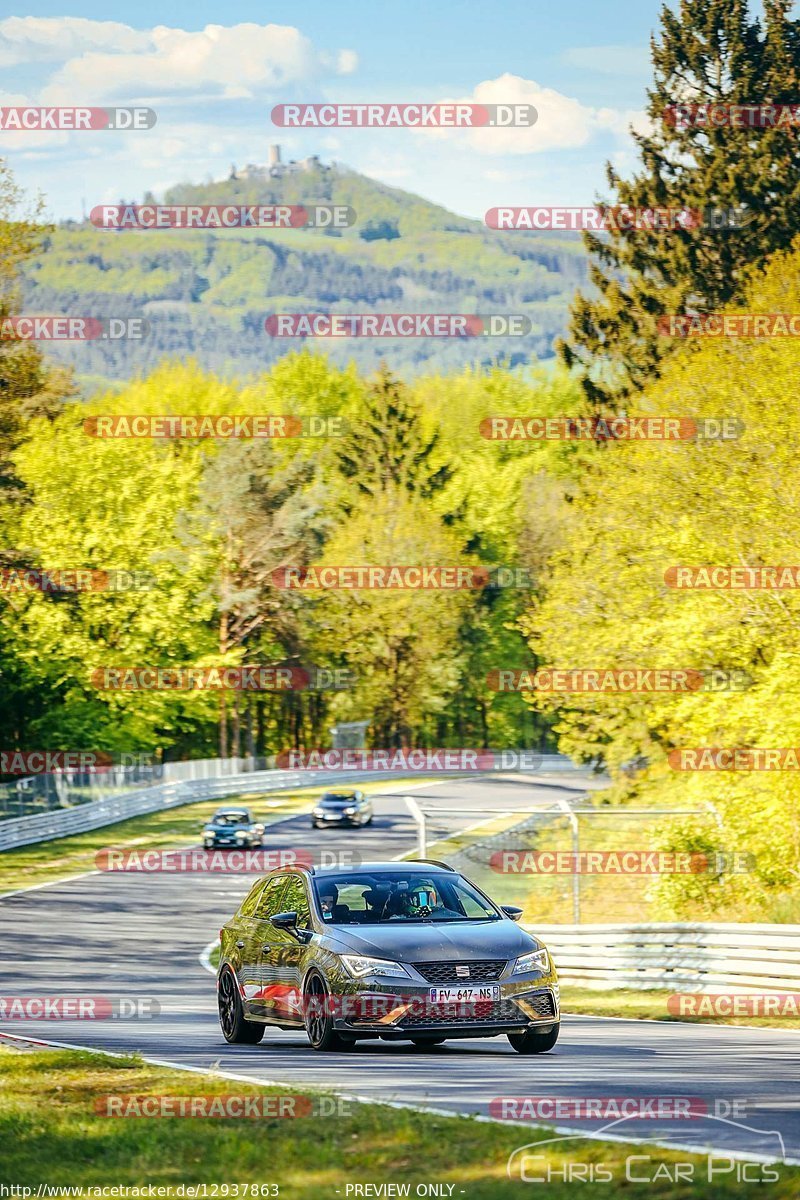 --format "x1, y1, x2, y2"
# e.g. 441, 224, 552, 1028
312, 872, 499, 924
